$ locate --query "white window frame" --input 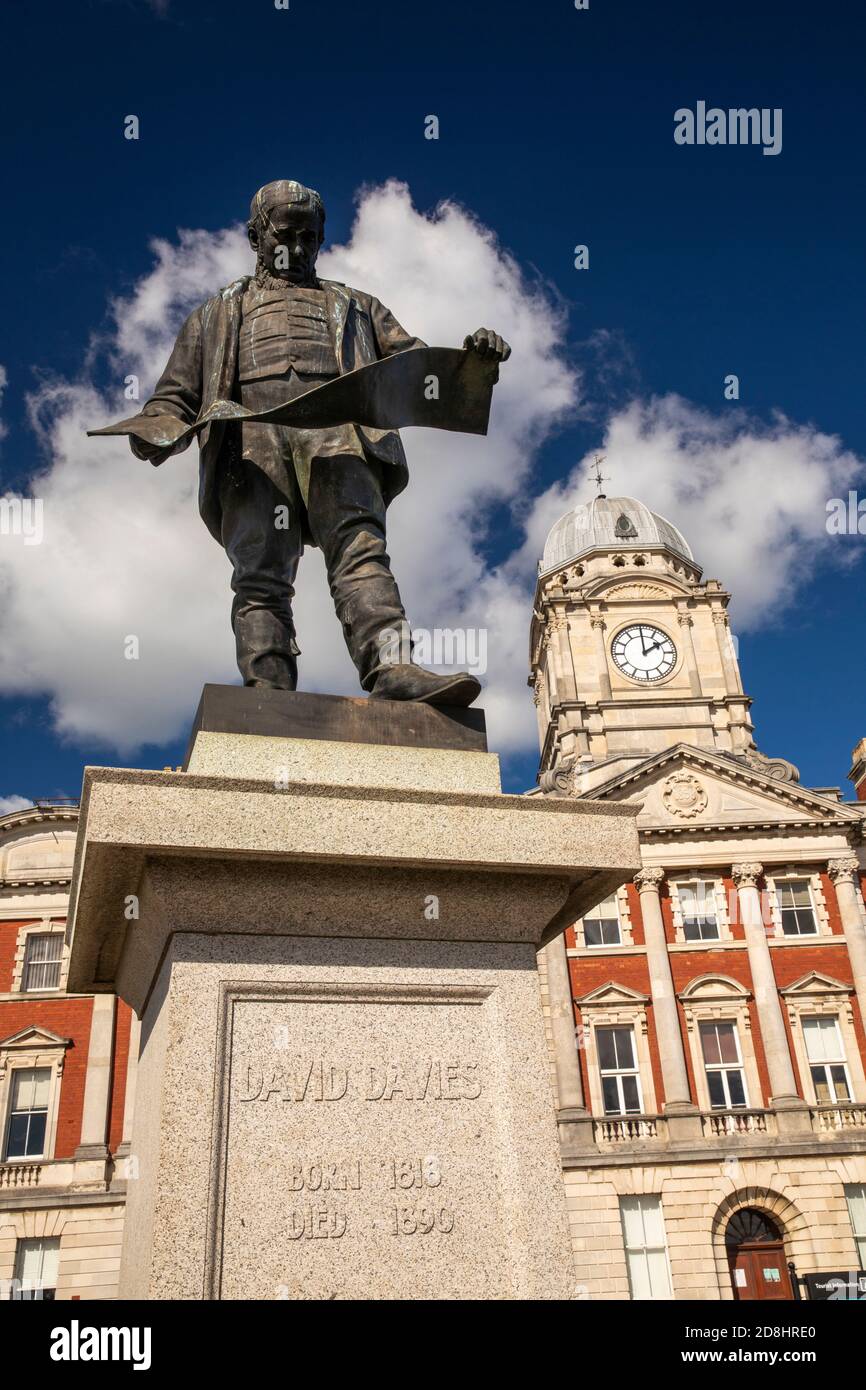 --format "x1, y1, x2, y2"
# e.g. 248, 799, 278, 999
4, 1067, 51, 1161
22, 933, 64, 993
574, 886, 633, 949
577, 984, 658, 1117
597, 1025, 643, 1115
844, 1184, 866, 1270
581, 894, 623, 948
11, 1236, 60, 1300
0, 1028, 69, 1164
10, 920, 68, 995
698, 1020, 749, 1109
782, 976, 866, 1106
679, 976, 763, 1114
766, 872, 829, 941
671, 877, 727, 944
620, 1195, 673, 1301
801, 1015, 853, 1105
